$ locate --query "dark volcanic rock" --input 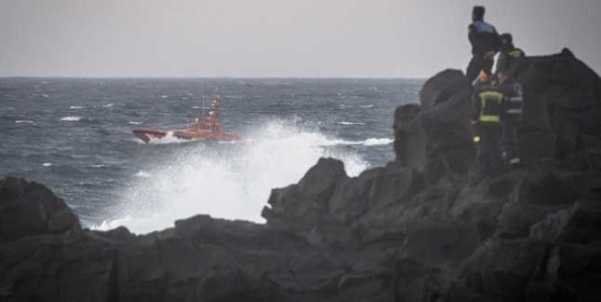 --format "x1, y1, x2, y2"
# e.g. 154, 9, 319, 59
419, 69, 471, 109
0, 177, 80, 242
2, 50, 601, 302
513, 49, 601, 166
394, 69, 475, 183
